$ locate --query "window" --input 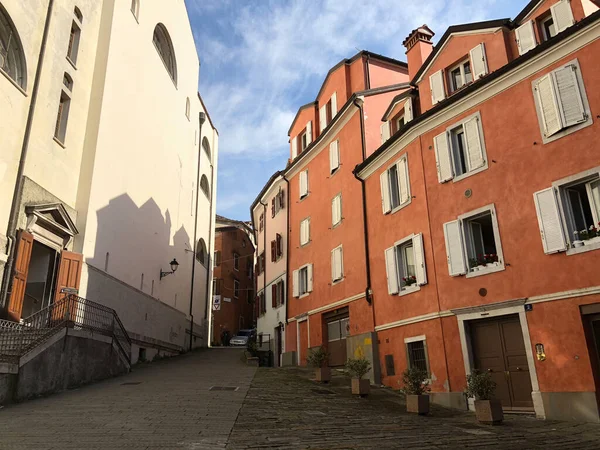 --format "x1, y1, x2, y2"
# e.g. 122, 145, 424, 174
327, 317, 349, 342
329, 140, 340, 174
380, 155, 410, 214
271, 233, 283, 262
63, 73, 73, 91
246, 259, 253, 279
257, 252, 265, 275
331, 194, 342, 227
293, 264, 313, 297
0, 4, 27, 89
271, 189, 285, 217
131, 0, 140, 20
300, 131, 308, 151
319, 92, 337, 131
212, 278, 221, 295
213, 251, 220, 268
74, 7, 83, 23
271, 280, 285, 308
534, 167, 600, 255
405, 337, 429, 374
539, 14, 557, 41
532, 60, 591, 143
233, 279, 240, 298
200, 175, 210, 199
300, 218, 310, 246
448, 59, 472, 93
233, 253, 239, 271
54, 91, 71, 144
299, 170, 309, 199
518, 1, 574, 55
196, 238, 208, 266
258, 292, 265, 316
395, 116, 405, 134
384, 234, 426, 295
202, 137, 211, 160
259, 213, 264, 232
185, 97, 190, 120
331, 246, 343, 283
66, 21, 81, 65
434, 112, 487, 183
443, 204, 504, 278
153, 24, 177, 85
